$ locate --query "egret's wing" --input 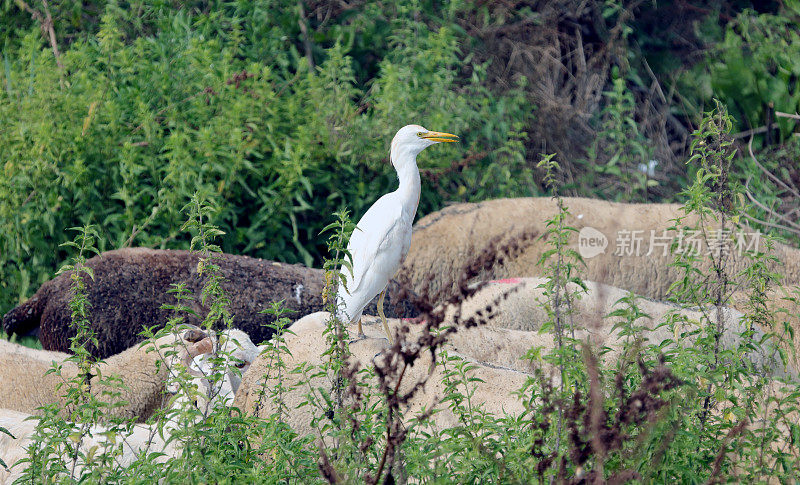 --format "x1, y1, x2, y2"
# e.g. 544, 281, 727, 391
344, 194, 403, 296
